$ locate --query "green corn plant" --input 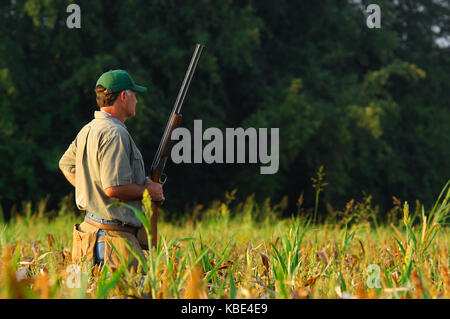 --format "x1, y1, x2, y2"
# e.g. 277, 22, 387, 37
162, 237, 200, 298
270, 217, 311, 298
342, 226, 356, 254
173, 239, 210, 294
113, 196, 204, 298
229, 271, 237, 298
105, 198, 159, 298
418, 180, 449, 257
394, 180, 449, 286
216, 268, 230, 298
96, 263, 126, 299
204, 240, 232, 283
